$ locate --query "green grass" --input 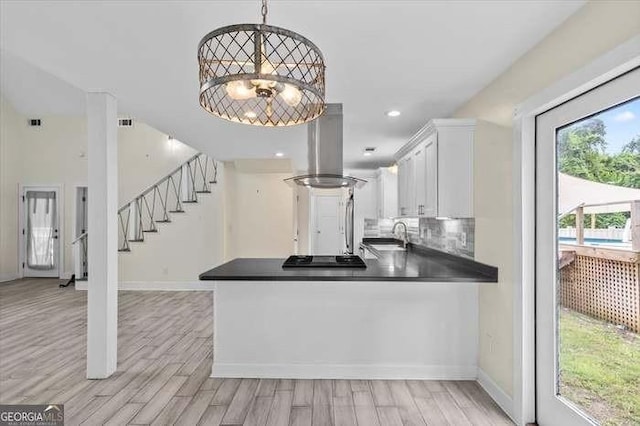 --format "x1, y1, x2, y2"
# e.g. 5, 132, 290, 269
559, 308, 640, 425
